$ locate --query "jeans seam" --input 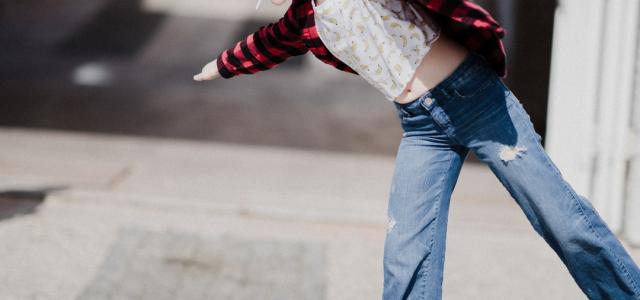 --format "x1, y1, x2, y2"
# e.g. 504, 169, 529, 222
543, 155, 640, 297
508, 99, 638, 298
419, 152, 454, 300
517, 102, 543, 144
